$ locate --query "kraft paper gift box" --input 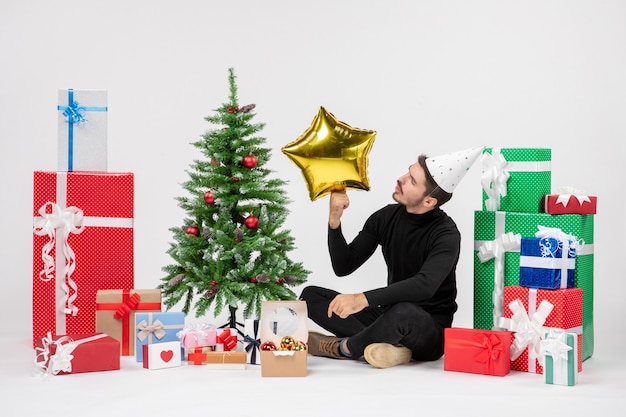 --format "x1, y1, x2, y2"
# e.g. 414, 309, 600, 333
260, 300, 308, 377
57, 89, 108, 172
35, 333, 120, 376
142, 341, 182, 370
542, 187, 597, 215
96, 289, 161, 356
498, 286, 583, 374
481, 148, 552, 213
444, 328, 512, 376
32, 171, 134, 347
177, 323, 217, 349
135, 311, 185, 362
473, 210, 594, 361
519, 235, 578, 290
244, 319, 262, 365
204, 351, 247, 370
543, 330, 579, 386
